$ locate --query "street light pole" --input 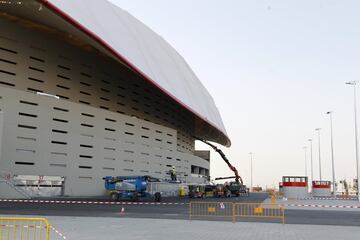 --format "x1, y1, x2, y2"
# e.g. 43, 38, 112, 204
308, 139, 314, 187
327, 111, 336, 196
249, 152, 253, 192
303, 146, 307, 176
315, 128, 322, 181
346, 81, 360, 202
